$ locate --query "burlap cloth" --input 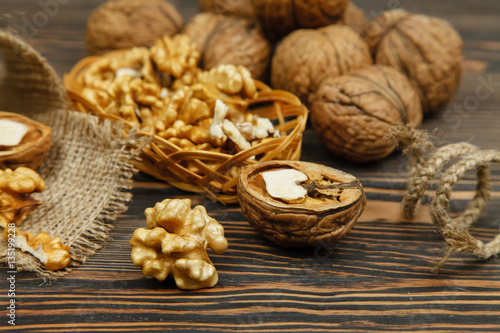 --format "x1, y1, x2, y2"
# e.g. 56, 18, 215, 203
0, 30, 148, 280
